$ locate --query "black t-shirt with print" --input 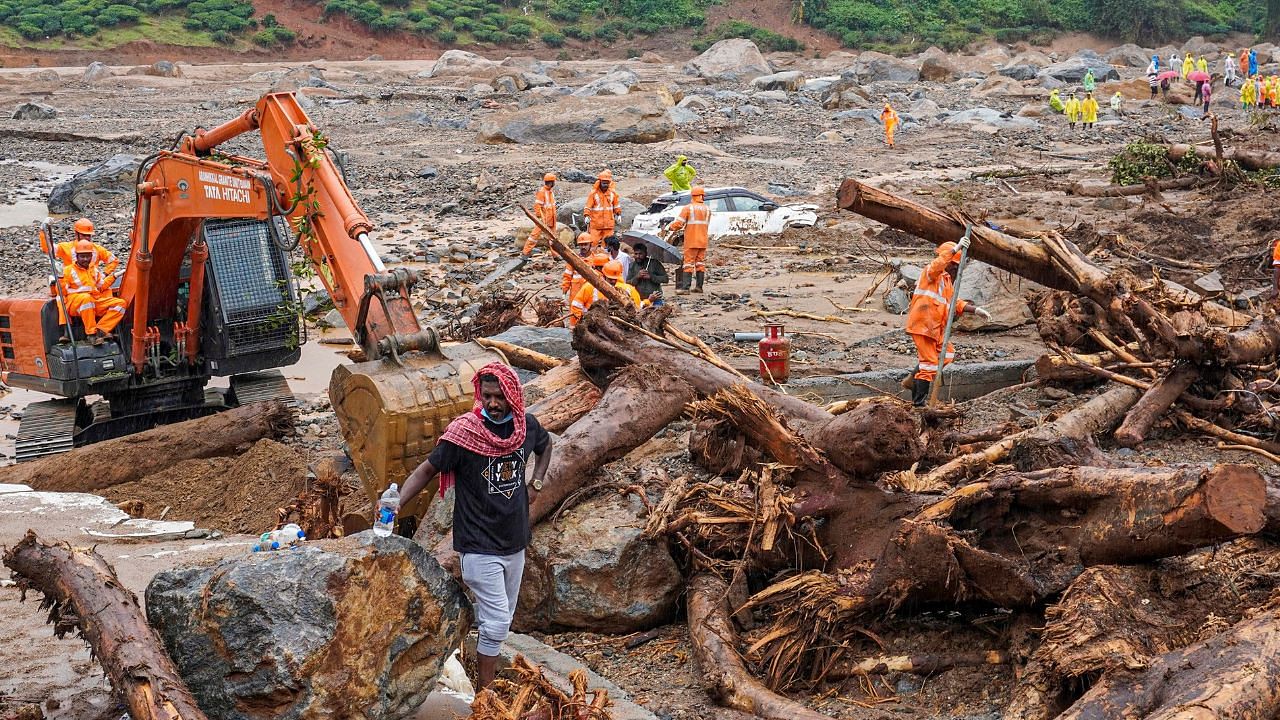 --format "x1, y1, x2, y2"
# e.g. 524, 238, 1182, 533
429, 412, 550, 555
